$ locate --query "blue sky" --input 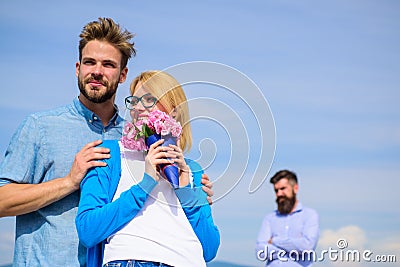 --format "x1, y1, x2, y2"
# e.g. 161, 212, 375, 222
1, 0, 399, 266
